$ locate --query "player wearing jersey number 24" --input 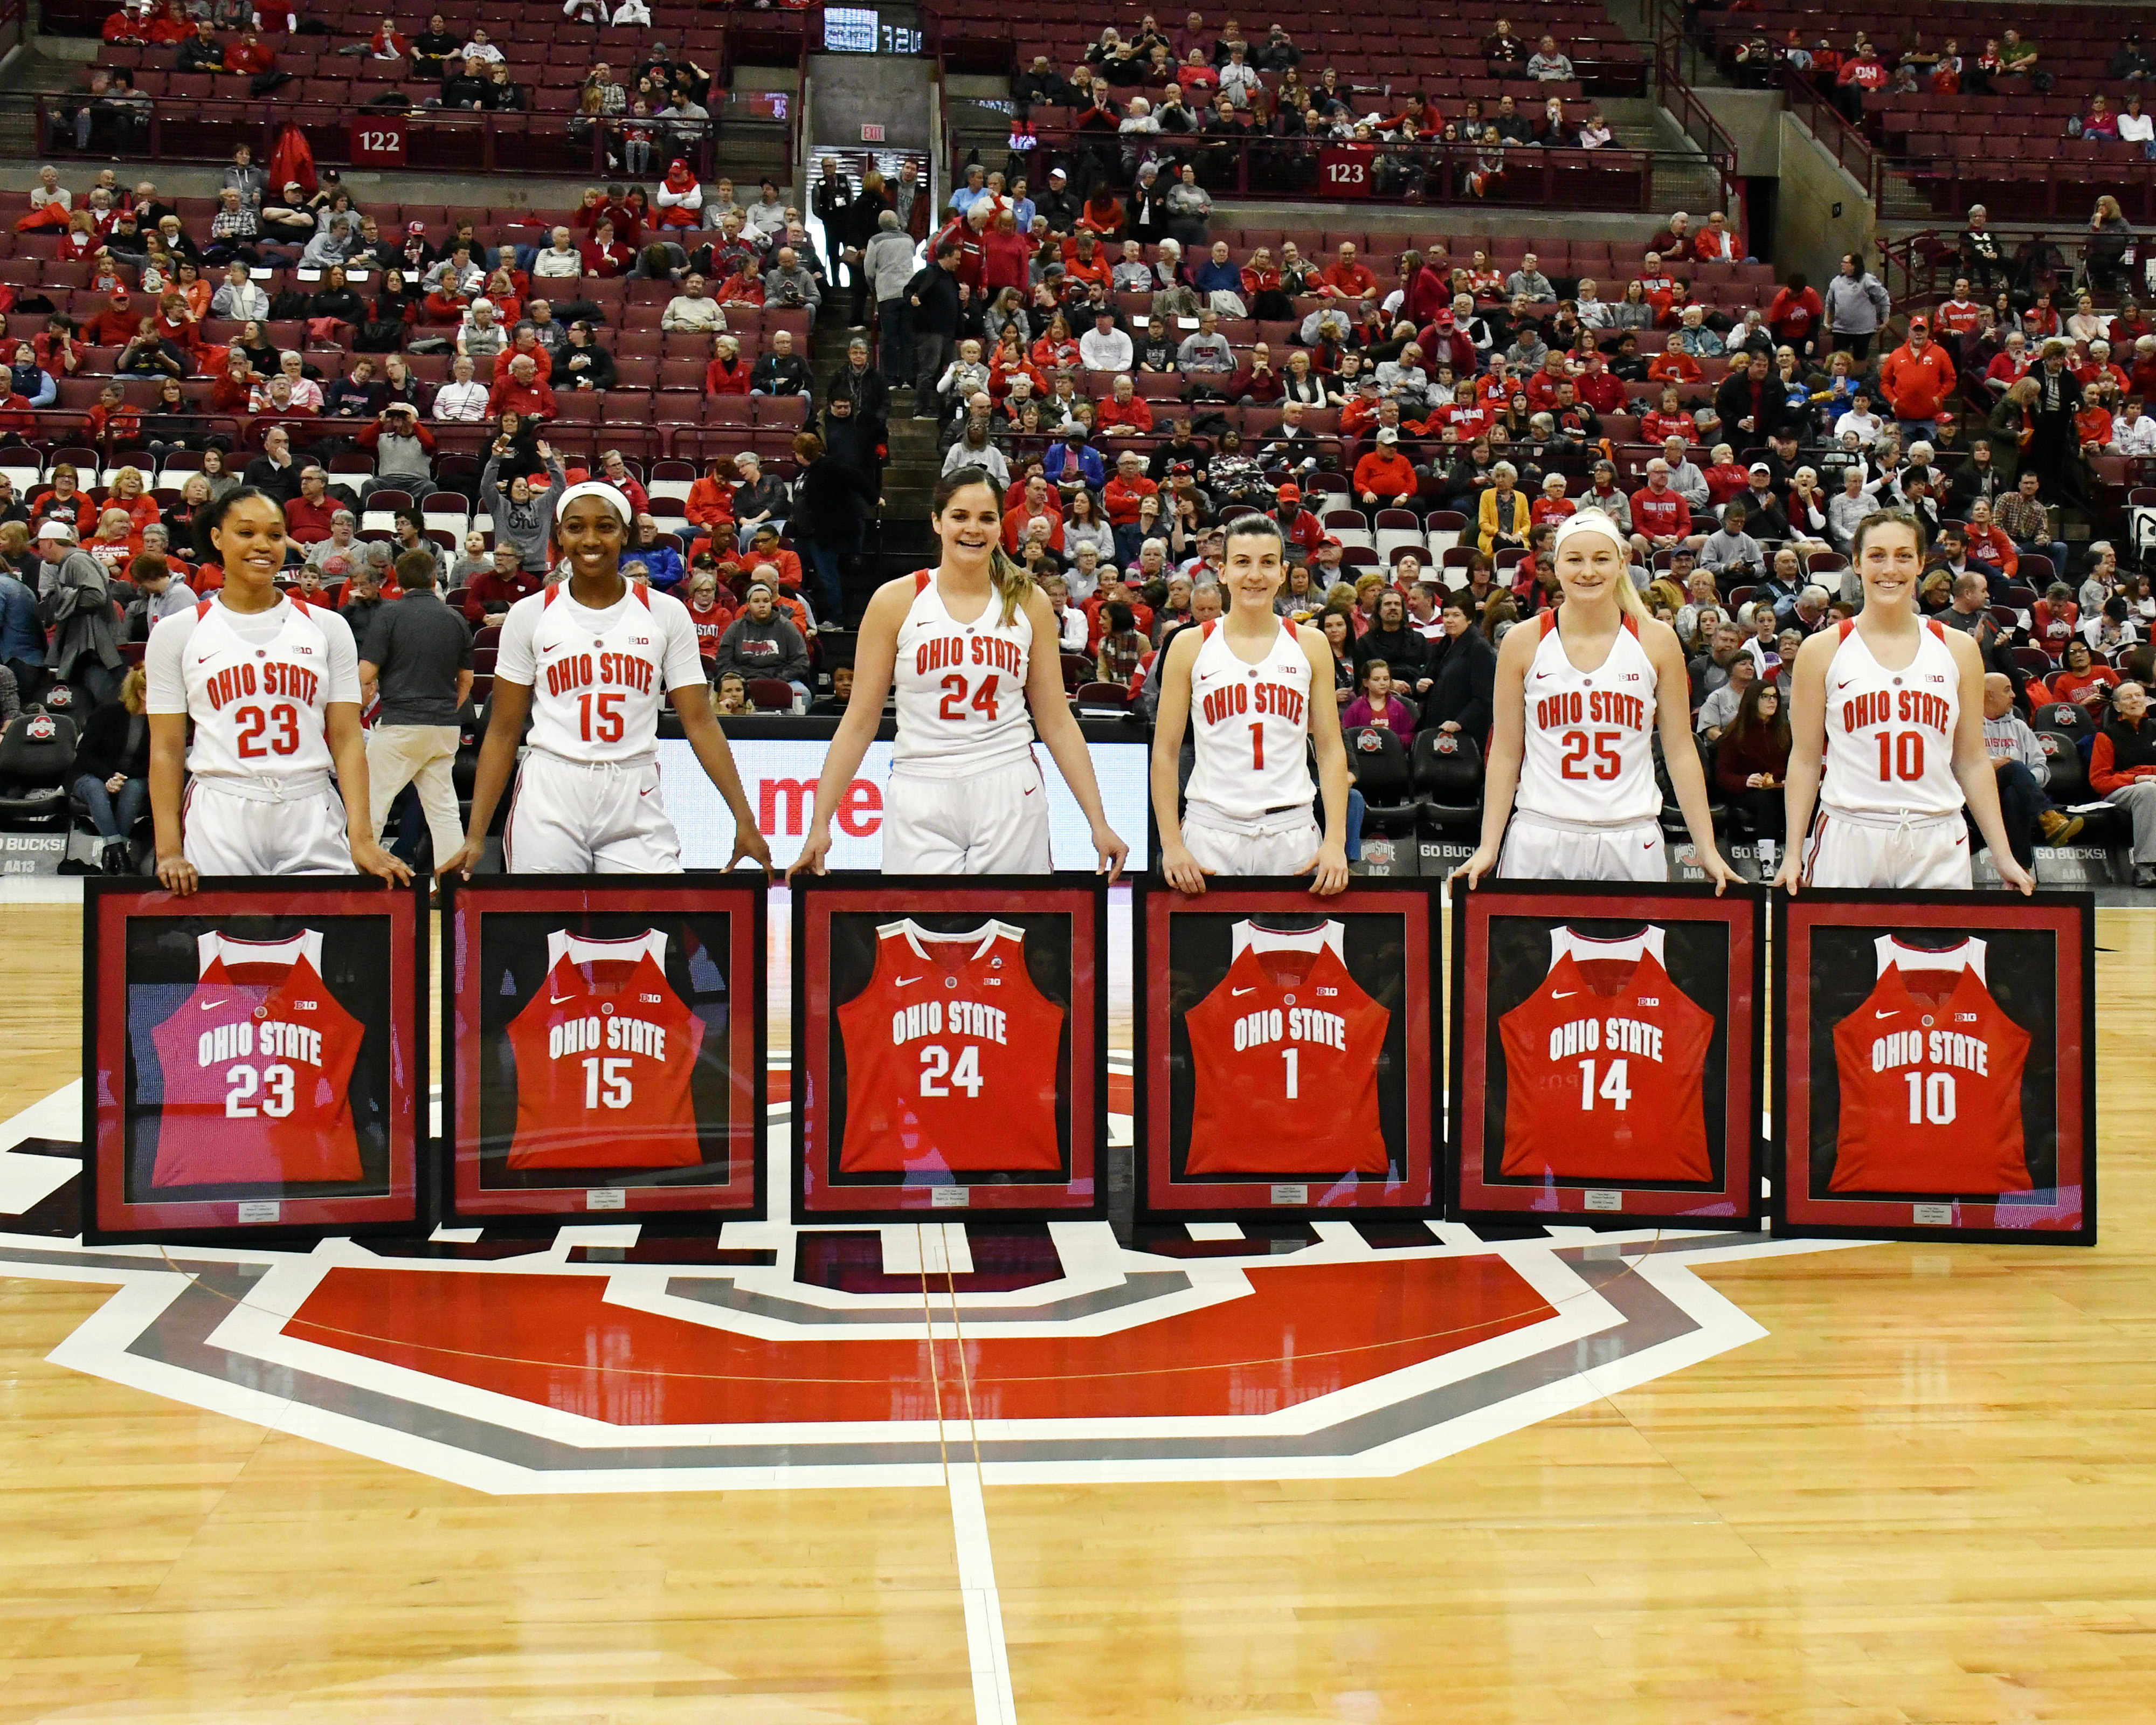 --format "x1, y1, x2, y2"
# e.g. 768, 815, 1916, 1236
1453, 509, 1737, 891
1150, 515, 1352, 894
146, 489, 412, 898
1775, 510, 2032, 894
786, 468, 1130, 879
